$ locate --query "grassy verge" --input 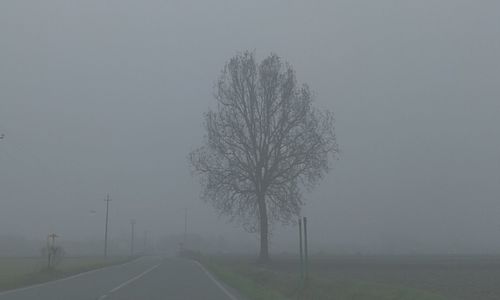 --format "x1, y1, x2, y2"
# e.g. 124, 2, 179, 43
201, 257, 448, 300
0, 256, 134, 291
